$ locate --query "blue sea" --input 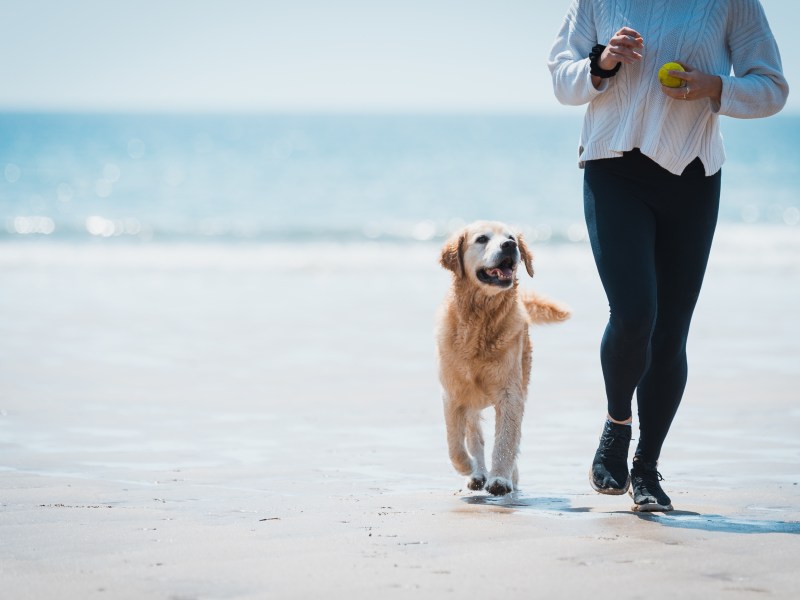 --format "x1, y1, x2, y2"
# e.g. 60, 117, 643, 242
1, 112, 798, 245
